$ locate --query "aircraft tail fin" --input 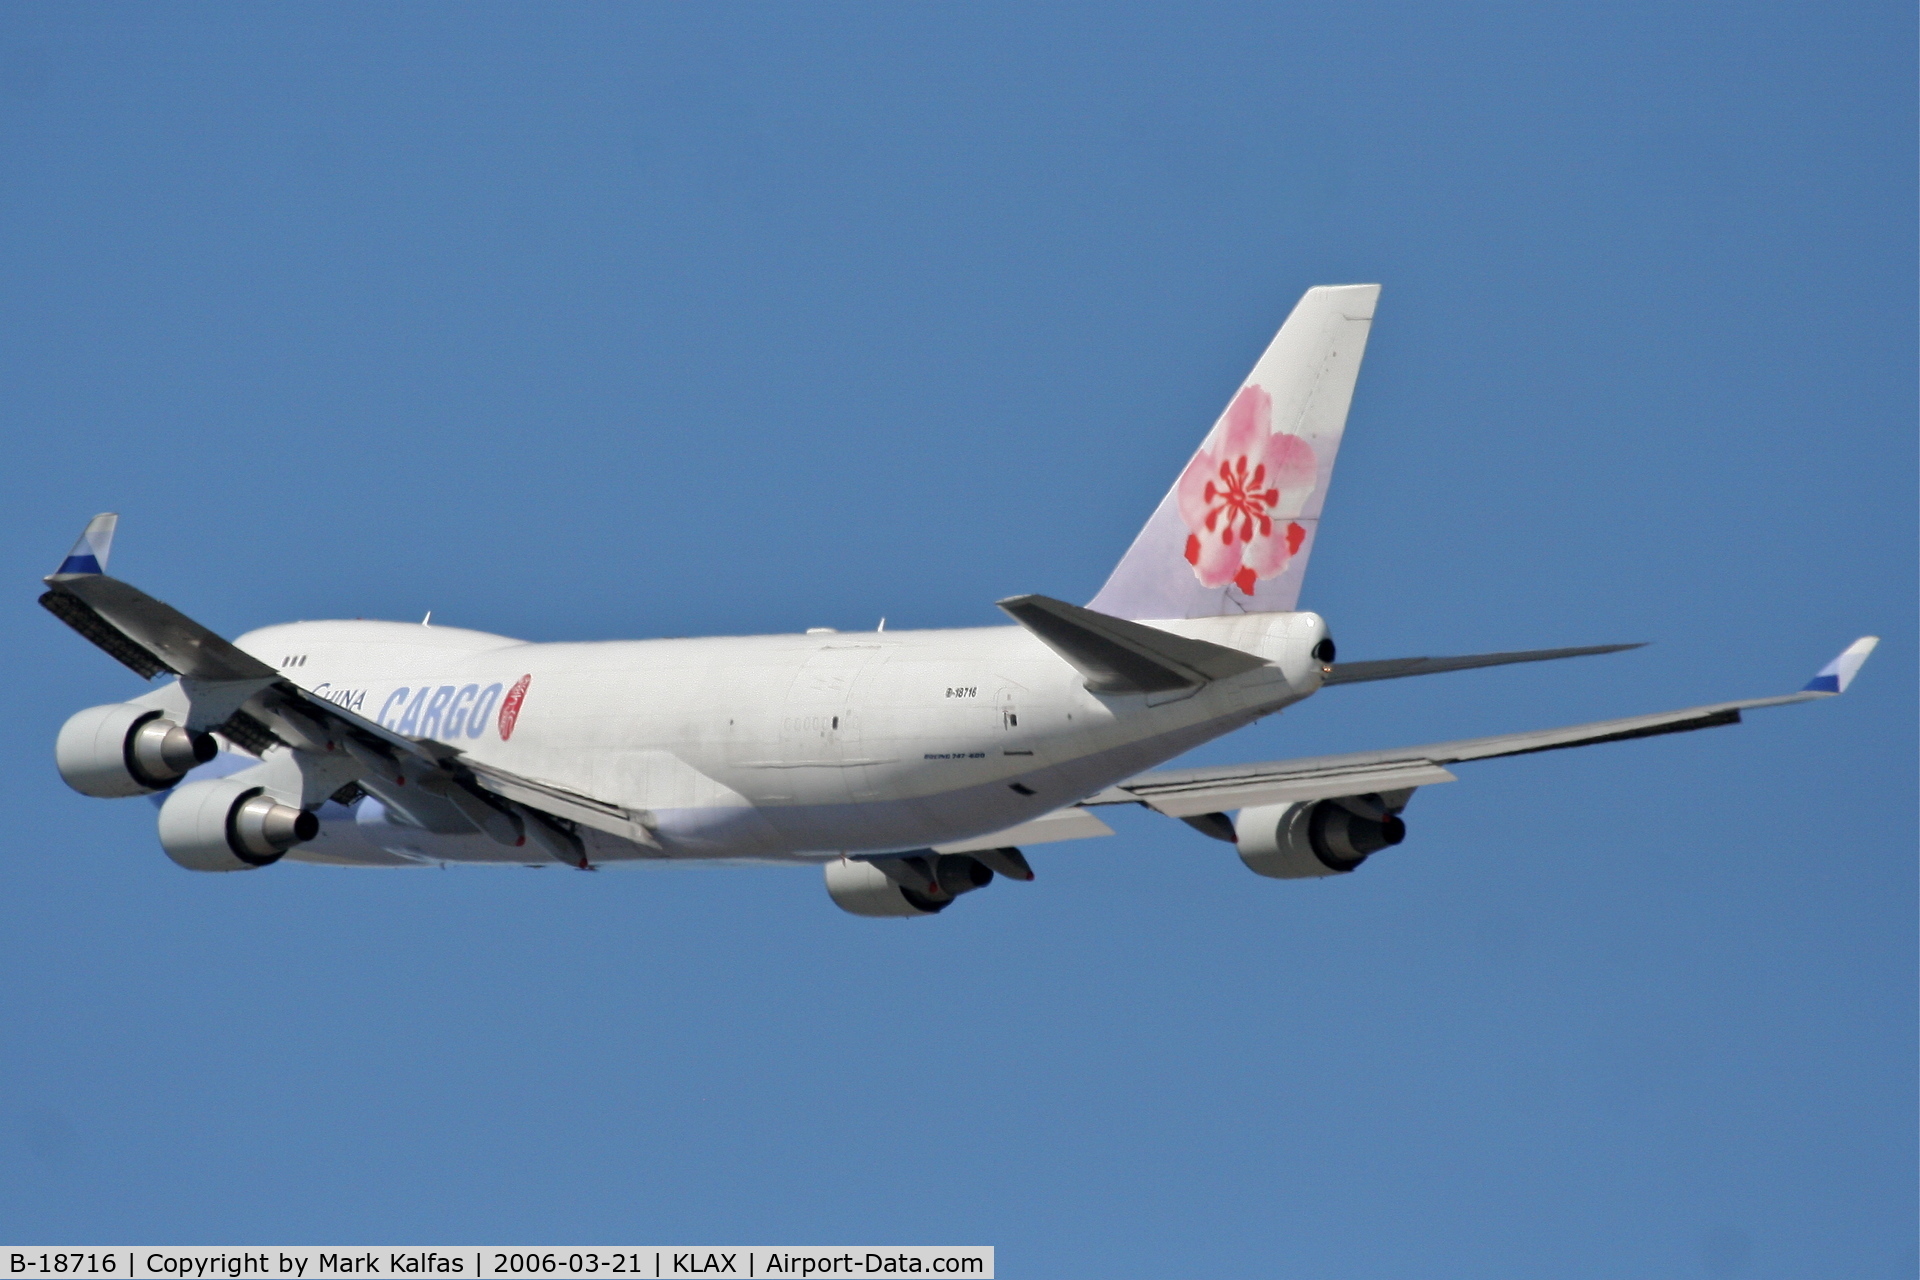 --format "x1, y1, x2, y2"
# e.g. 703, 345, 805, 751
1088, 285, 1379, 620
